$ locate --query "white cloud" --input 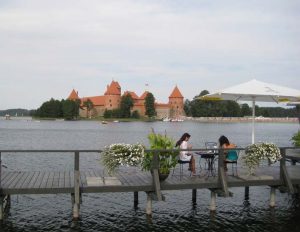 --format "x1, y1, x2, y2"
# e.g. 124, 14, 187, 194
0, 0, 299, 108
